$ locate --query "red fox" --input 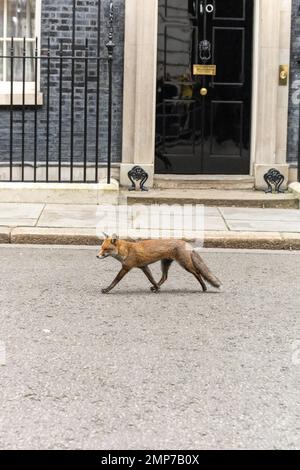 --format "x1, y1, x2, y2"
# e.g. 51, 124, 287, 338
97, 234, 222, 294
